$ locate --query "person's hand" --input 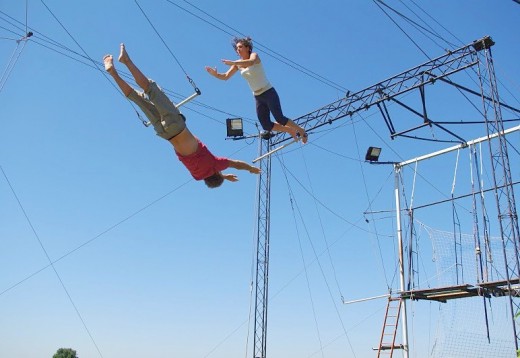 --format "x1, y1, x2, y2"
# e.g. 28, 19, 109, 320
221, 59, 235, 66
249, 166, 261, 174
223, 173, 239, 182
205, 66, 217, 76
